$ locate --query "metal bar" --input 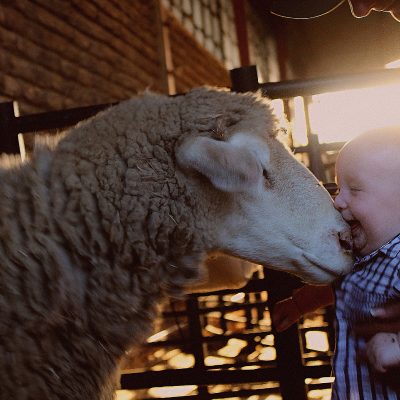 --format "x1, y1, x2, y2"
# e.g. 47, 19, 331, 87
13, 103, 115, 134
162, 299, 268, 317
265, 270, 307, 400
145, 327, 273, 348
120, 366, 280, 389
185, 297, 210, 398
304, 96, 326, 181
295, 141, 345, 154
260, 68, 400, 99
120, 364, 331, 390
138, 385, 281, 400
4, 68, 398, 150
